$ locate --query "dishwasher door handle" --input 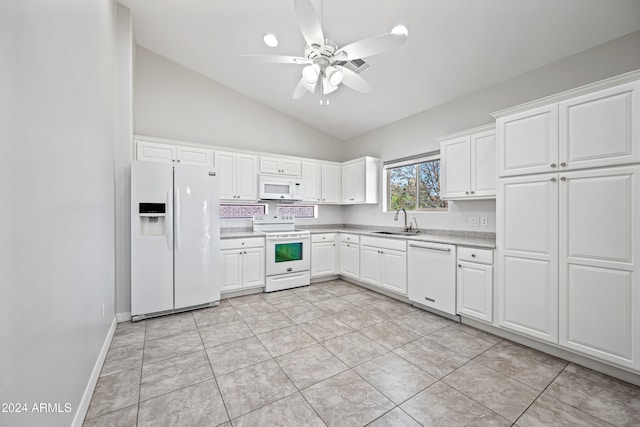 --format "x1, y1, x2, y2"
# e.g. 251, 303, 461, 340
409, 244, 451, 252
